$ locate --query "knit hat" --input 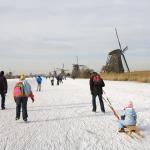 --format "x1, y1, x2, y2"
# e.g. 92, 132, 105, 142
20, 74, 25, 81
125, 101, 133, 108
0, 71, 4, 75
